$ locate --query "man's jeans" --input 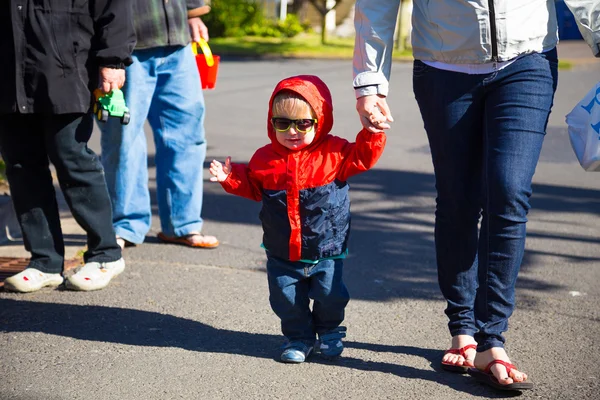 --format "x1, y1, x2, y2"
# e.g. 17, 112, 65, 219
100, 44, 207, 244
413, 49, 558, 351
0, 113, 121, 274
266, 255, 350, 345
